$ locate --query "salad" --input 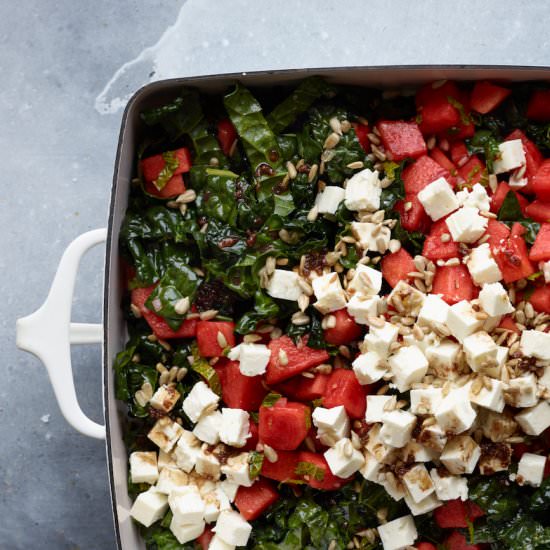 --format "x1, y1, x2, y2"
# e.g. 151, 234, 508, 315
115, 77, 550, 550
